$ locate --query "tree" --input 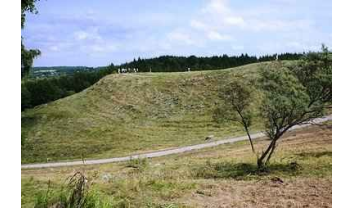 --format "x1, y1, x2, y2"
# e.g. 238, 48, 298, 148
218, 46, 332, 169
21, 84, 32, 110
21, 41, 41, 77
22, 0, 41, 28
256, 62, 311, 168
118, 53, 298, 73
21, 0, 41, 78
218, 80, 257, 154
22, 69, 110, 111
